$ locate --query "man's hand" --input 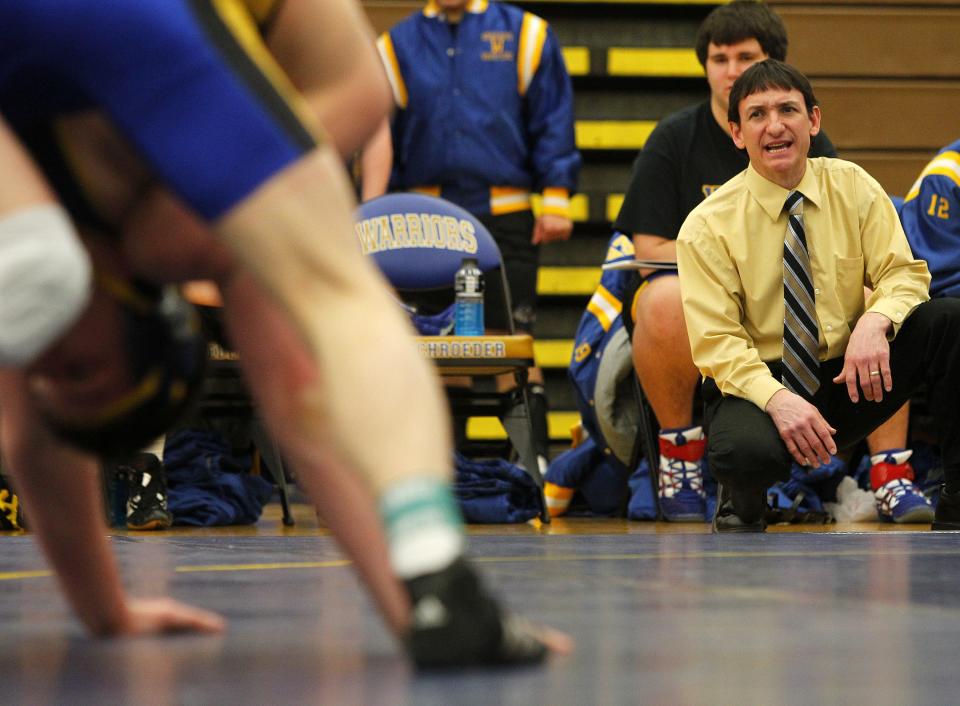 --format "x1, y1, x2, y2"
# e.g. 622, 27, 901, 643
831, 312, 893, 403
532, 214, 573, 245
765, 389, 837, 467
